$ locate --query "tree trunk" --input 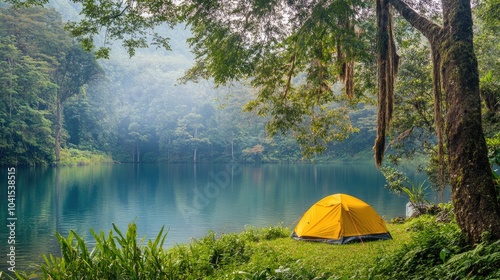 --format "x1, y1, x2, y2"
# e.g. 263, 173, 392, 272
193, 147, 197, 163
443, 53, 500, 243
389, 0, 500, 244
55, 100, 62, 163
440, 0, 500, 244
